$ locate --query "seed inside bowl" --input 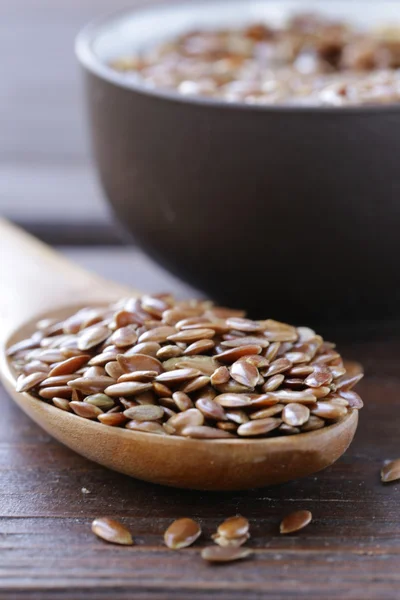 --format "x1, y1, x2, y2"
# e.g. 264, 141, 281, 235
9, 294, 363, 439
